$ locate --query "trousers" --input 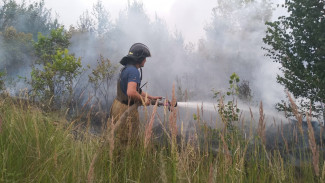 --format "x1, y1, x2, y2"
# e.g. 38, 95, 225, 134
109, 99, 140, 145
